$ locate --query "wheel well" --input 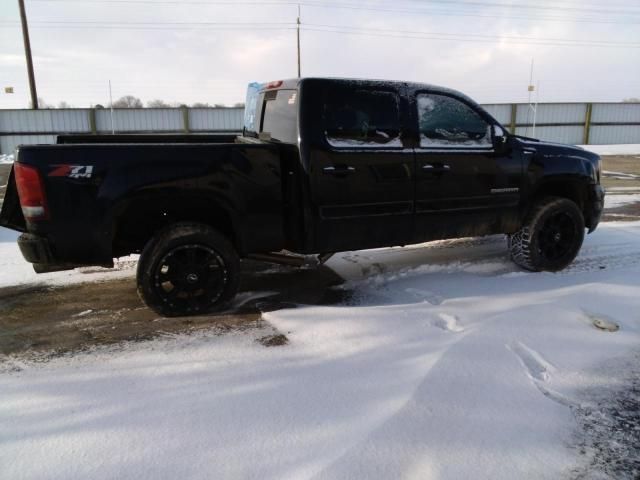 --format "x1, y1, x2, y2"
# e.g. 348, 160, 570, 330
529, 180, 587, 212
111, 197, 238, 257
